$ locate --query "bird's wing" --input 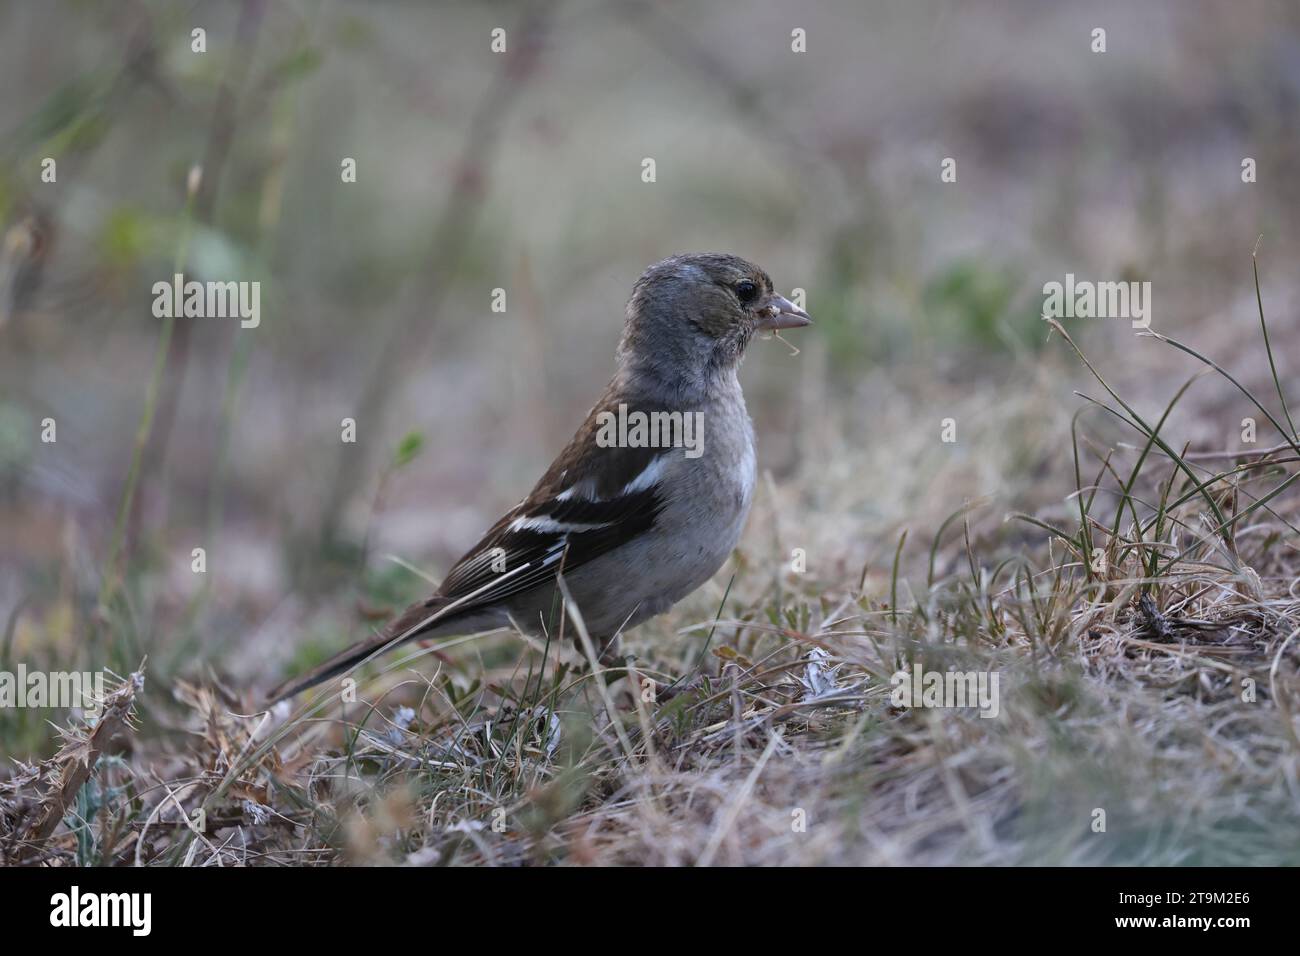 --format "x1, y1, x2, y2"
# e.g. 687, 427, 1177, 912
384, 393, 681, 645
434, 458, 667, 610
265, 394, 677, 705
